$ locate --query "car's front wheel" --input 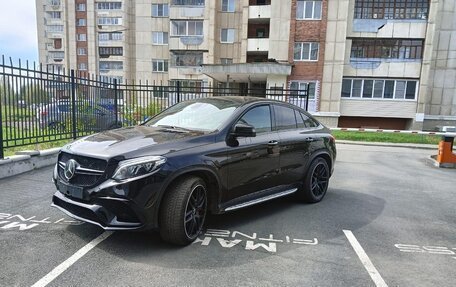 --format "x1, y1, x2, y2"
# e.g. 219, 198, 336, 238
159, 176, 207, 245
298, 157, 330, 203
